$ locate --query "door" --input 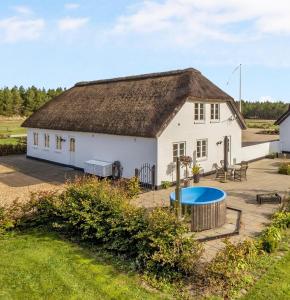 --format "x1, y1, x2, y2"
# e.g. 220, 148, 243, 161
69, 137, 76, 165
